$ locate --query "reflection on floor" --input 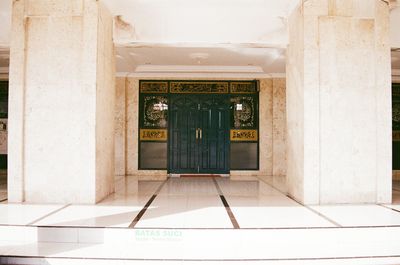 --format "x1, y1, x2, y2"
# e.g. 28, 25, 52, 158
393, 180, 400, 204
0, 177, 400, 228
0, 177, 400, 264
0, 169, 6, 201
